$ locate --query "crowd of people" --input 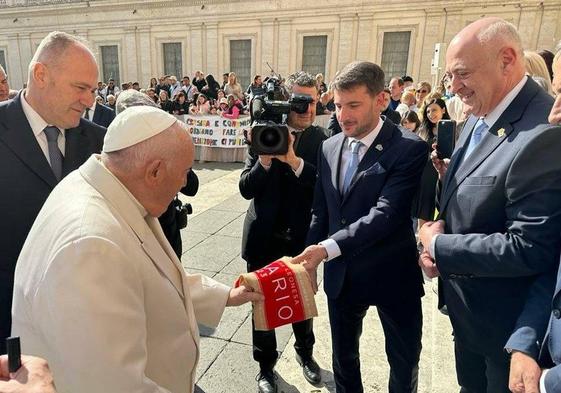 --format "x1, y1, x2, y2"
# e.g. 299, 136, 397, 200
1, 16, 561, 393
